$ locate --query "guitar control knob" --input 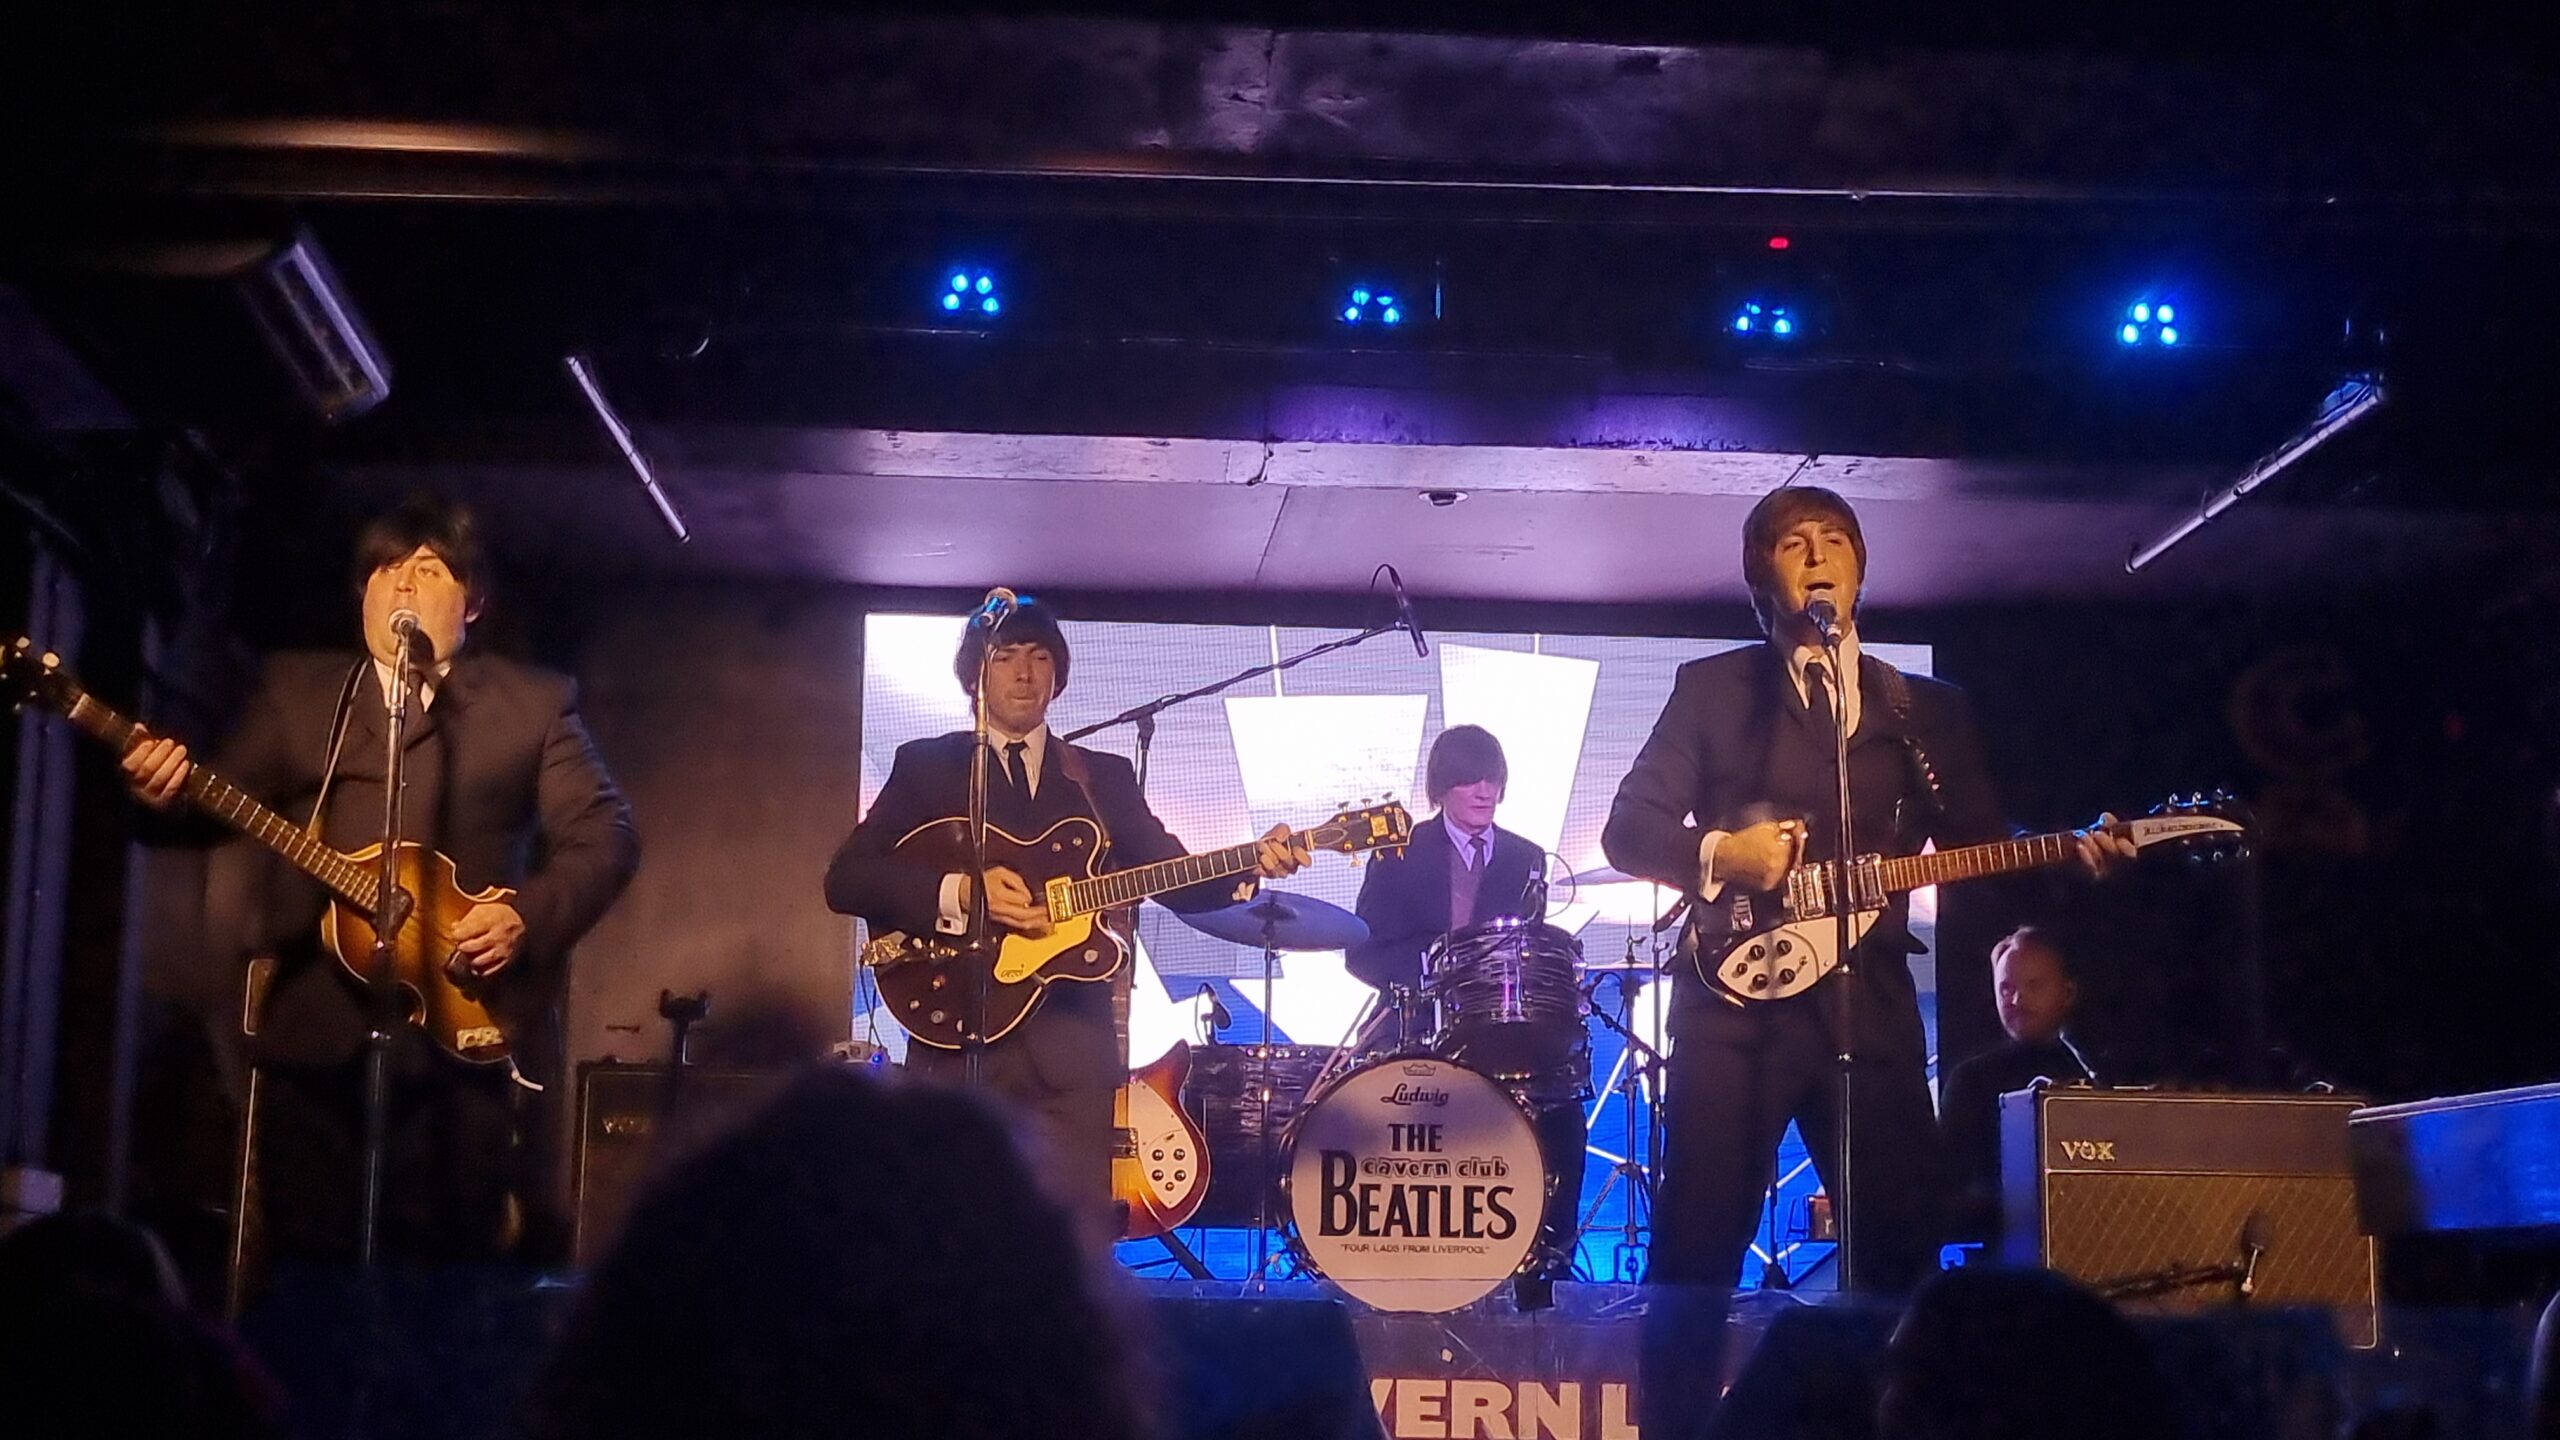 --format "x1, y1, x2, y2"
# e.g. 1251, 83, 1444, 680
1174, 1170, 1186, 1182
928, 1009, 948, 1024
1730, 962, 1749, 977
1749, 975, 1769, 991
1749, 944, 1767, 959
1777, 970, 1795, 985
1774, 939, 1792, 956
1152, 1149, 1165, 1161
1152, 1169, 1165, 1181
929, 974, 946, 990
